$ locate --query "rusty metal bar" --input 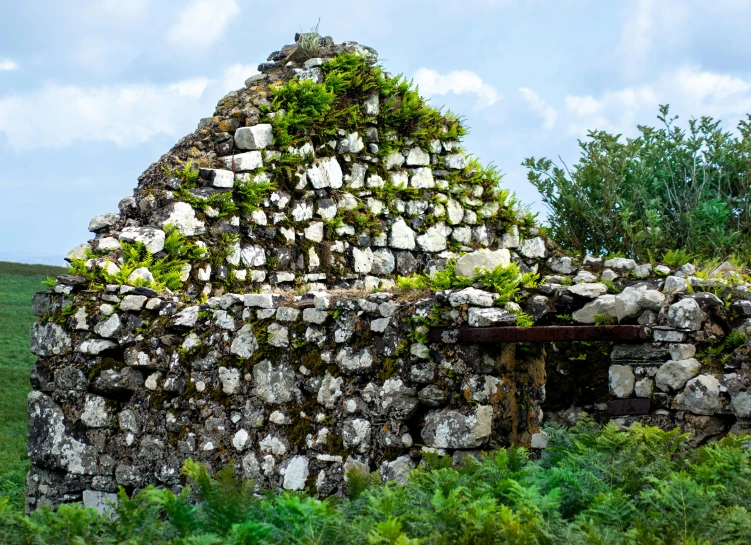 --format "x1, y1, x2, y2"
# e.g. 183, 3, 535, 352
429, 325, 650, 344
